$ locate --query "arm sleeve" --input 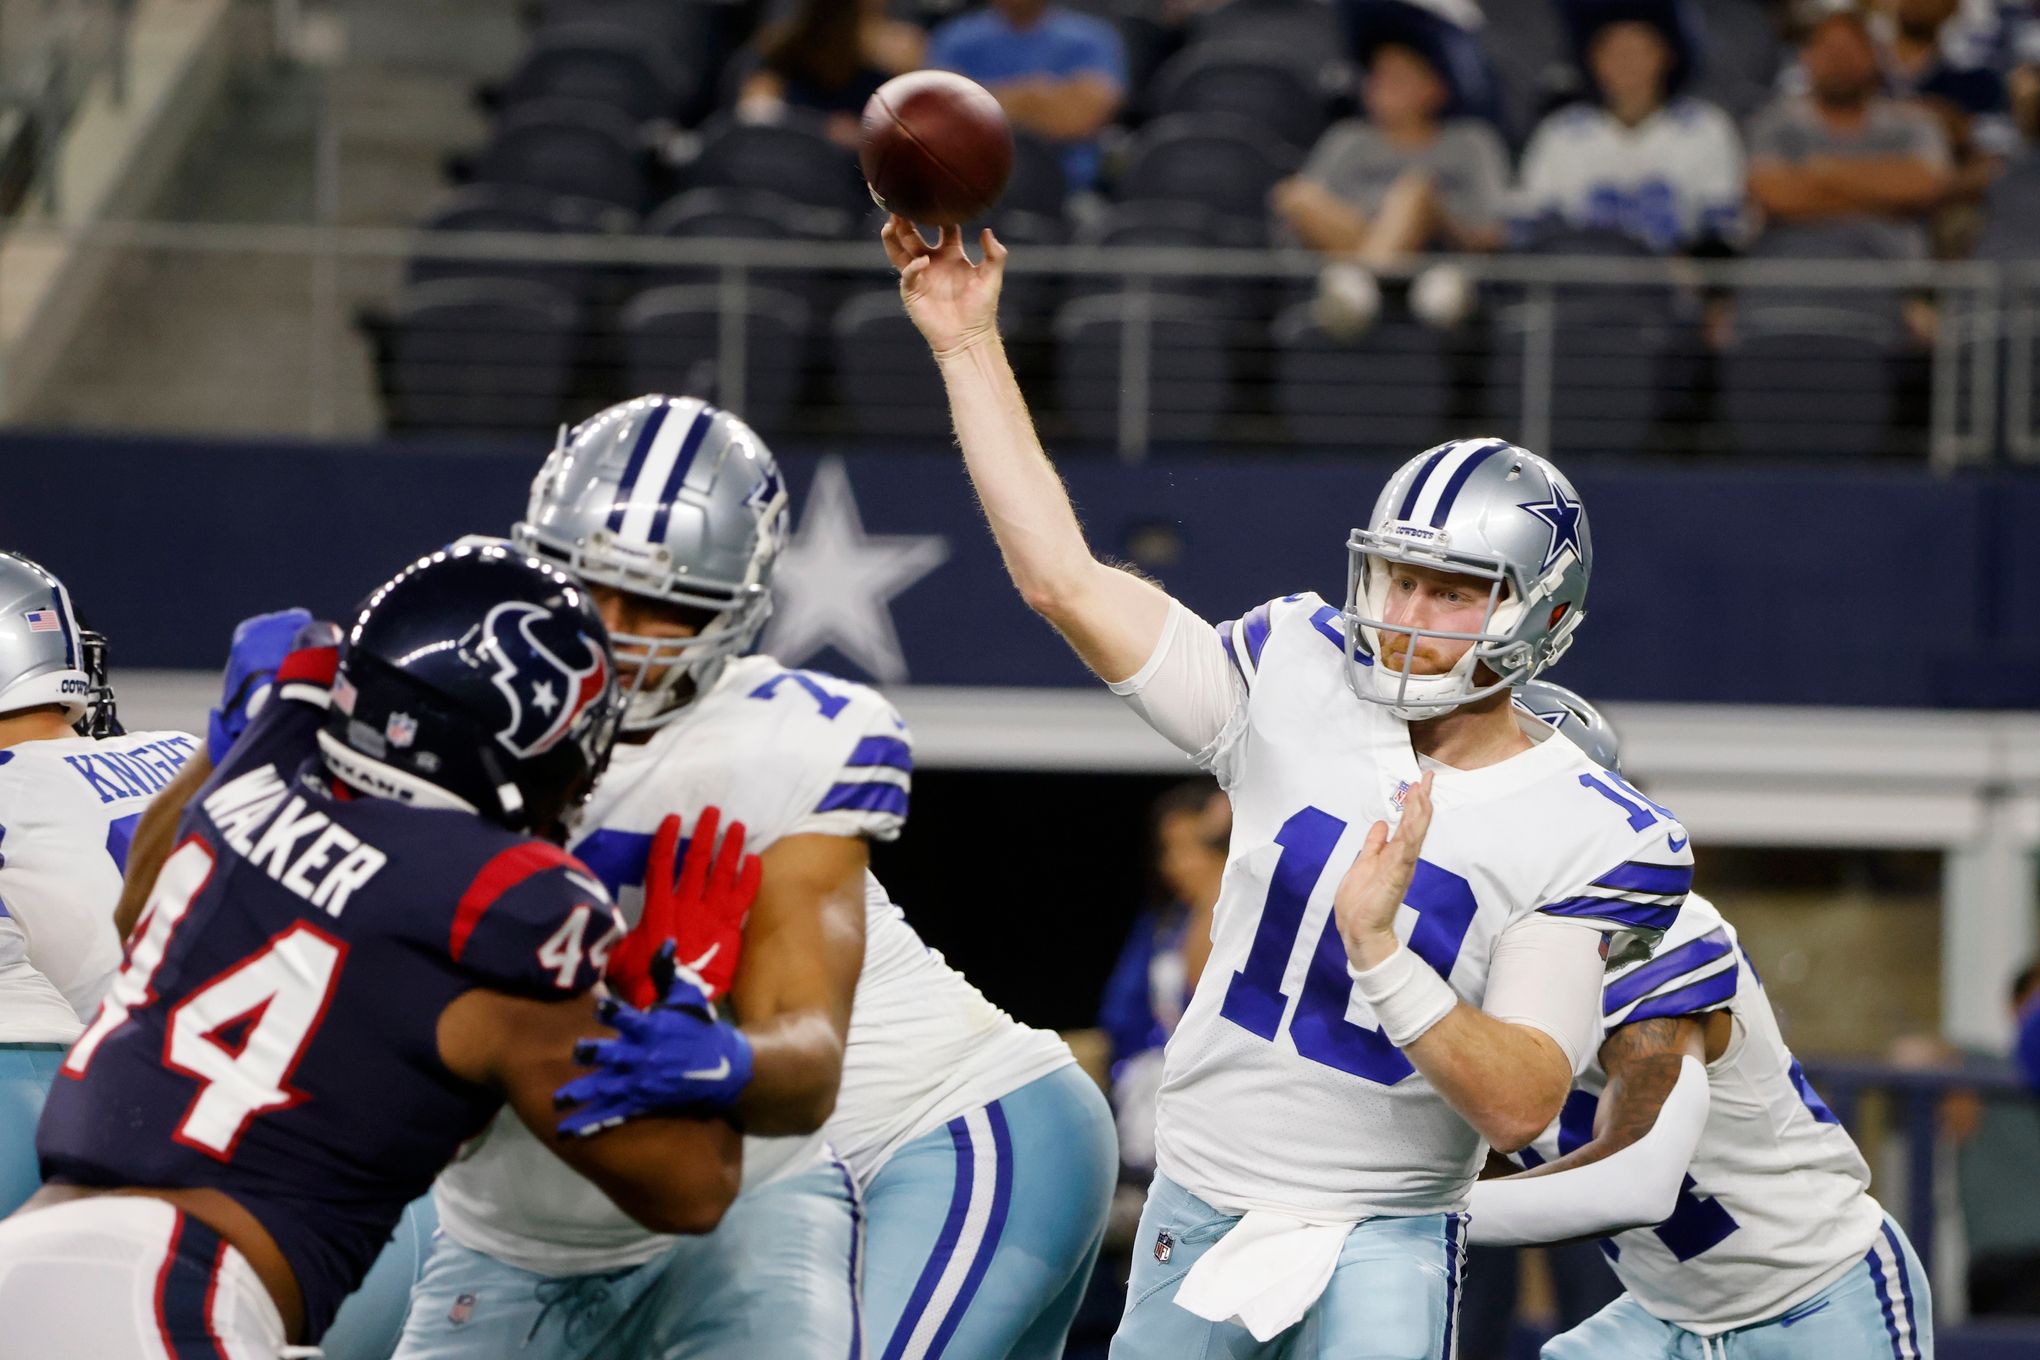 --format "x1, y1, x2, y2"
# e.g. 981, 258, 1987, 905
1466, 1055, 1709, 1246
451, 843, 623, 997
1106, 597, 1246, 765
1484, 912, 1607, 1077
